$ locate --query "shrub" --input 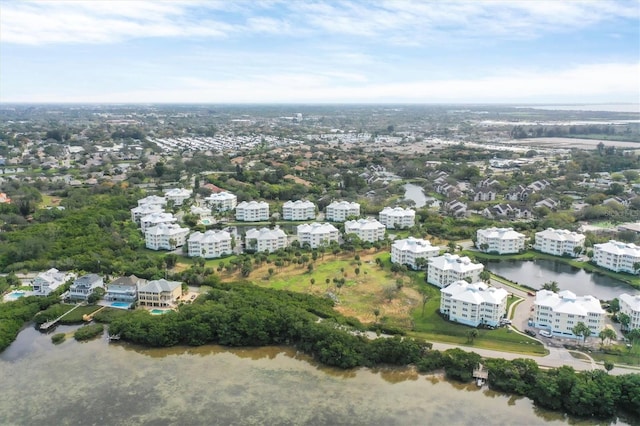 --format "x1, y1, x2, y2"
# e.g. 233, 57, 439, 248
51, 333, 65, 344
74, 324, 104, 341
